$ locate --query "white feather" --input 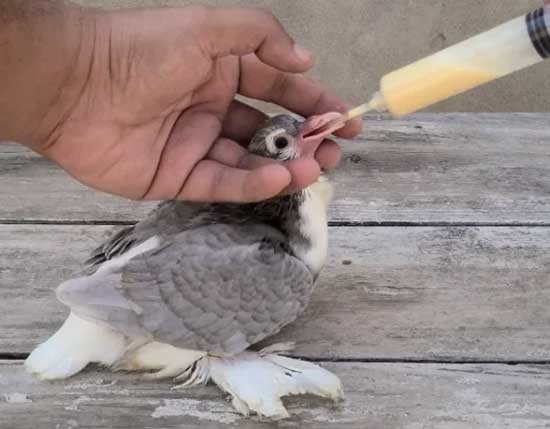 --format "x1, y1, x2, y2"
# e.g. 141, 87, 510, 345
118, 342, 206, 380
293, 176, 334, 274
205, 347, 343, 419
25, 312, 126, 380
26, 236, 163, 380
96, 236, 161, 274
